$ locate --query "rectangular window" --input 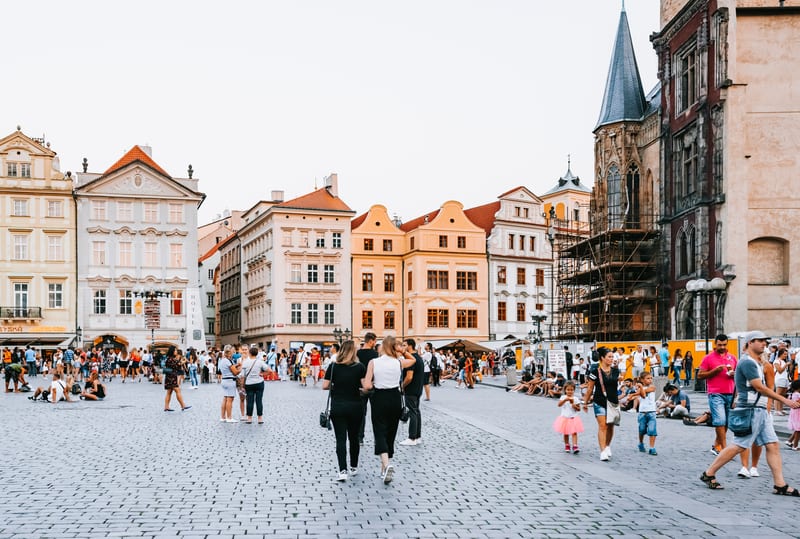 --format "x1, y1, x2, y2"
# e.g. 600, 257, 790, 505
508, 234, 514, 249
92, 201, 107, 220
93, 290, 107, 315
92, 241, 106, 265
208, 319, 215, 334
683, 139, 698, 195
517, 267, 526, 285
384, 273, 395, 292
364, 238, 374, 251
676, 45, 697, 113
324, 304, 335, 325
497, 266, 506, 284
119, 290, 133, 315
383, 239, 393, 252
291, 303, 302, 324
408, 271, 413, 291
12, 235, 27, 260
13, 199, 29, 216
307, 264, 318, 283
144, 242, 157, 267
332, 232, 342, 248
168, 203, 183, 224
117, 201, 133, 221
457, 309, 478, 329
170, 290, 183, 315
48, 283, 63, 309
324, 264, 335, 283
573, 208, 580, 222
362, 310, 373, 329
298, 231, 308, 247
427, 270, 448, 290
118, 241, 132, 266
47, 200, 63, 217
408, 309, 413, 328
515, 206, 521, 217
283, 230, 293, 247
410, 237, 415, 250
47, 236, 63, 261
169, 244, 183, 267
20, 163, 31, 177
426, 309, 449, 328
144, 202, 158, 223
524, 208, 529, 218
207, 293, 215, 307
536, 303, 545, 311
316, 235, 325, 248
362, 273, 373, 292
457, 236, 466, 249
307, 303, 318, 324
438, 235, 448, 248
14, 283, 28, 313
384, 311, 395, 330
519, 235, 525, 250
291, 264, 302, 283
497, 301, 507, 321
208, 268, 214, 280
529, 236, 536, 251
456, 271, 477, 291
516, 303, 526, 322
536, 269, 545, 287
7, 163, 17, 176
